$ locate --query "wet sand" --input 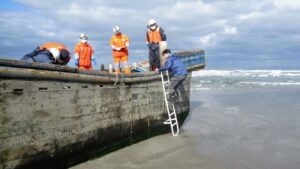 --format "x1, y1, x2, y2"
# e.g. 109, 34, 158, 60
70, 131, 221, 169
71, 87, 300, 169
